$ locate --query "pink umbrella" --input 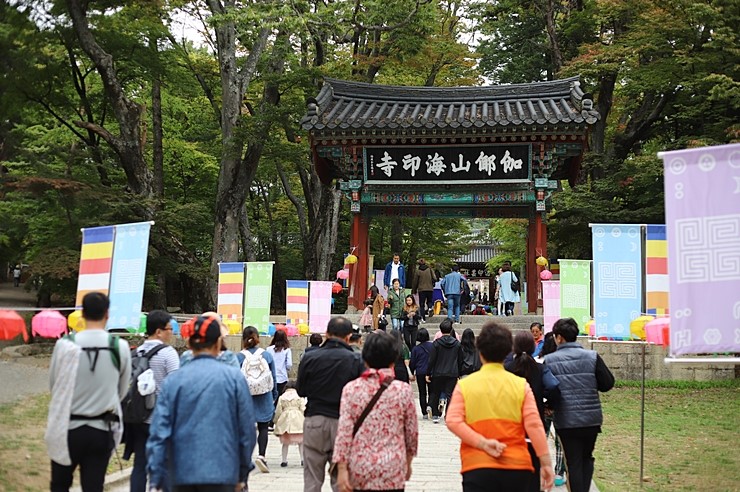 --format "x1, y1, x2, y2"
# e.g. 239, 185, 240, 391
32, 310, 68, 338
645, 317, 670, 346
0, 310, 28, 342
